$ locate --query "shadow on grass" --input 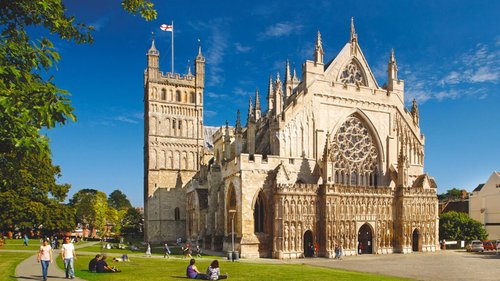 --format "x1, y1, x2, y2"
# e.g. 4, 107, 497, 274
11, 274, 68, 280
169, 276, 189, 279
